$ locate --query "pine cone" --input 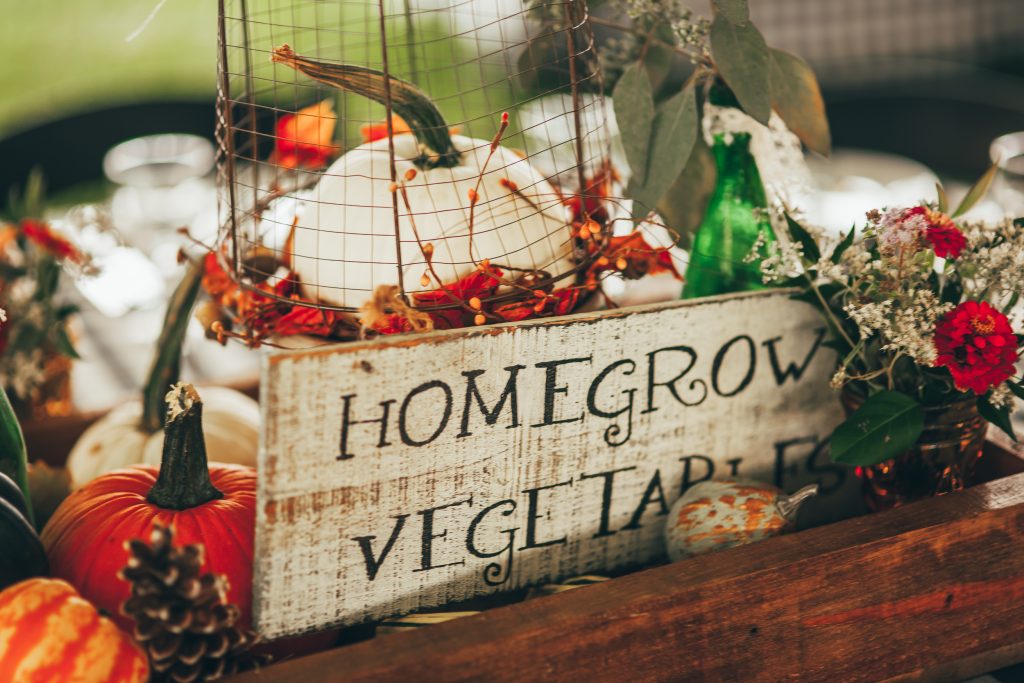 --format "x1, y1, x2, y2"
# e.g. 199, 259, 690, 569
120, 525, 269, 682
